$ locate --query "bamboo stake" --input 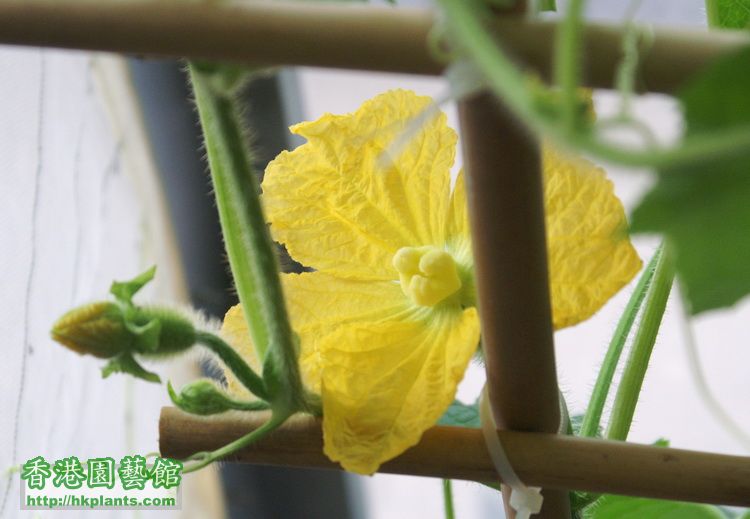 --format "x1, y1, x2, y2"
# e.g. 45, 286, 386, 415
459, 93, 569, 518
159, 408, 750, 507
0, 1, 747, 93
